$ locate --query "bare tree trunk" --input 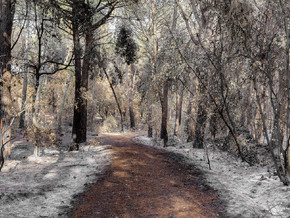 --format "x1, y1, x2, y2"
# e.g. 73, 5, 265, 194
185, 101, 194, 142
34, 76, 44, 121
279, 0, 290, 181
0, 0, 14, 147
254, 77, 288, 185
174, 82, 183, 136
19, 71, 28, 128
160, 80, 169, 146
32, 76, 44, 157
71, 2, 83, 148
174, 83, 180, 136
246, 83, 255, 135
193, 99, 207, 148
148, 0, 157, 138
103, 67, 124, 132
129, 64, 135, 130
19, 5, 30, 128
147, 106, 153, 137
78, 27, 93, 143
185, 84, 195, 142
57, 71, 72, 133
